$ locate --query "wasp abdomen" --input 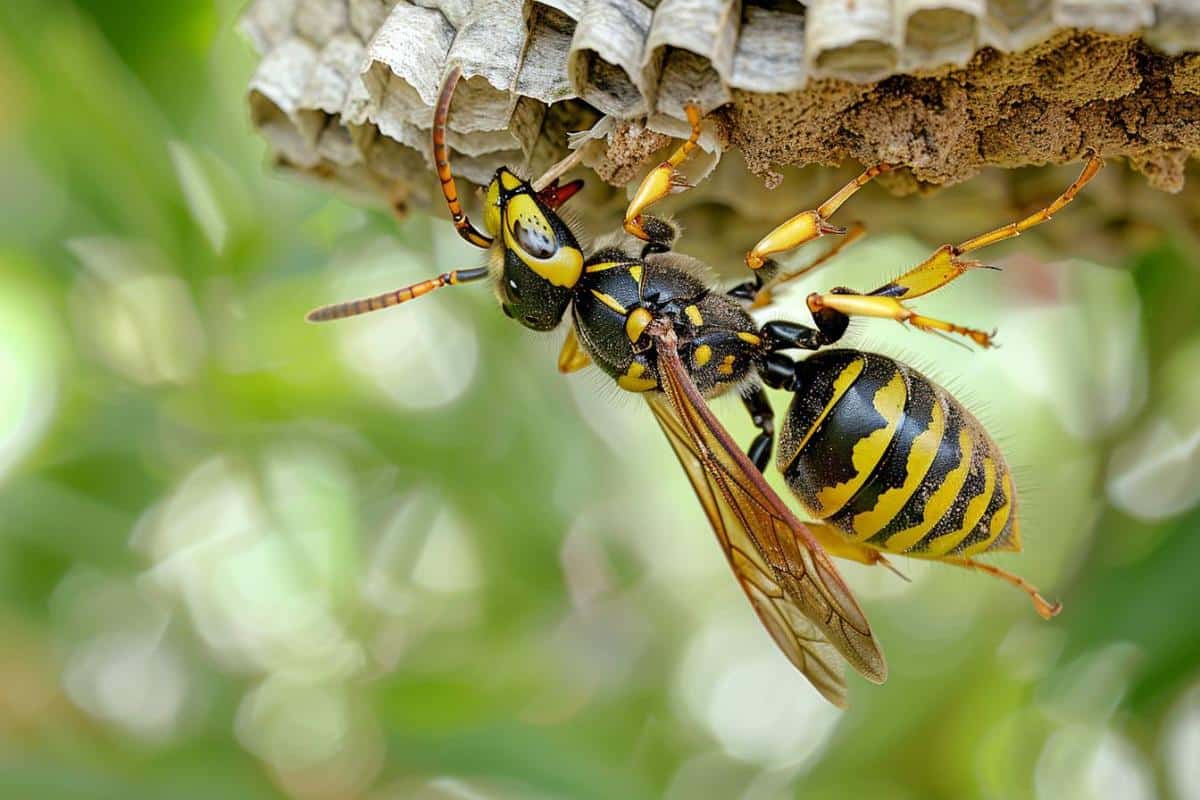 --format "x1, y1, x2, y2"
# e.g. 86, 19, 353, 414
777, 350, 1019, 558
